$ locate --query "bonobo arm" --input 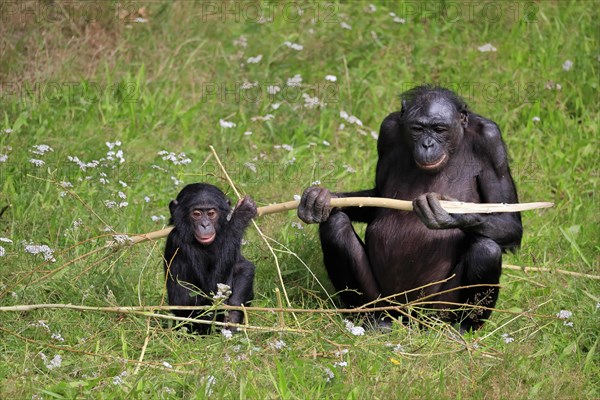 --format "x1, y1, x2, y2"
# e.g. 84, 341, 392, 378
214, 196, 256, 285
297, 187, 378, 224
412, 115, 522, 251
